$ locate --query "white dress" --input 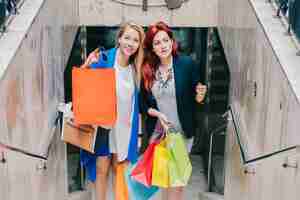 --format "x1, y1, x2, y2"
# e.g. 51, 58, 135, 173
109, 60, 135, 162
